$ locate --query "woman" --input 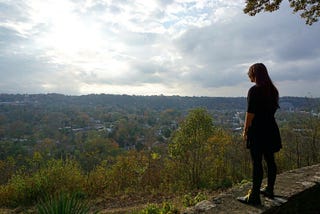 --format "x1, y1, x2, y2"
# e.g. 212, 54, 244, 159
237, 63, 282, 205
